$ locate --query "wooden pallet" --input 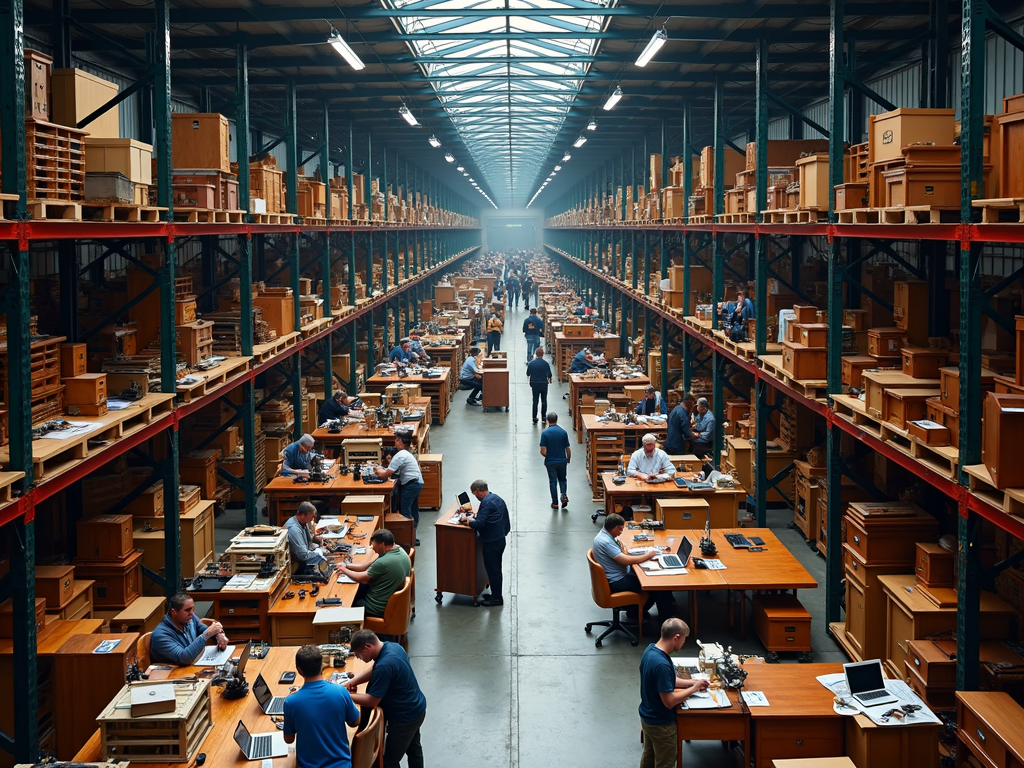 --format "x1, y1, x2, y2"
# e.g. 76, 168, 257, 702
711, 329, 757, 359
836, 208, 881, 224
299, 316, 333, 339
964, 464, 1024, 520
0, 193, 18, 221
173, 208, 246, 224
716, 212, 755, 224
175, 356, 252, 402
972, 198, 1024, 224
0, 471, 24, 505
785, 208, 827, 224
251, 331, 300, 363
910, 438, 960, 480
880, 206, 959, 225
250, 212, 296, 225
81, 202, 167, 223
301, 217, 329, 226
27, 199, 81, 220
688, 215, 713, 225
682, 315, 714, 337
759, 354, 829, 399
